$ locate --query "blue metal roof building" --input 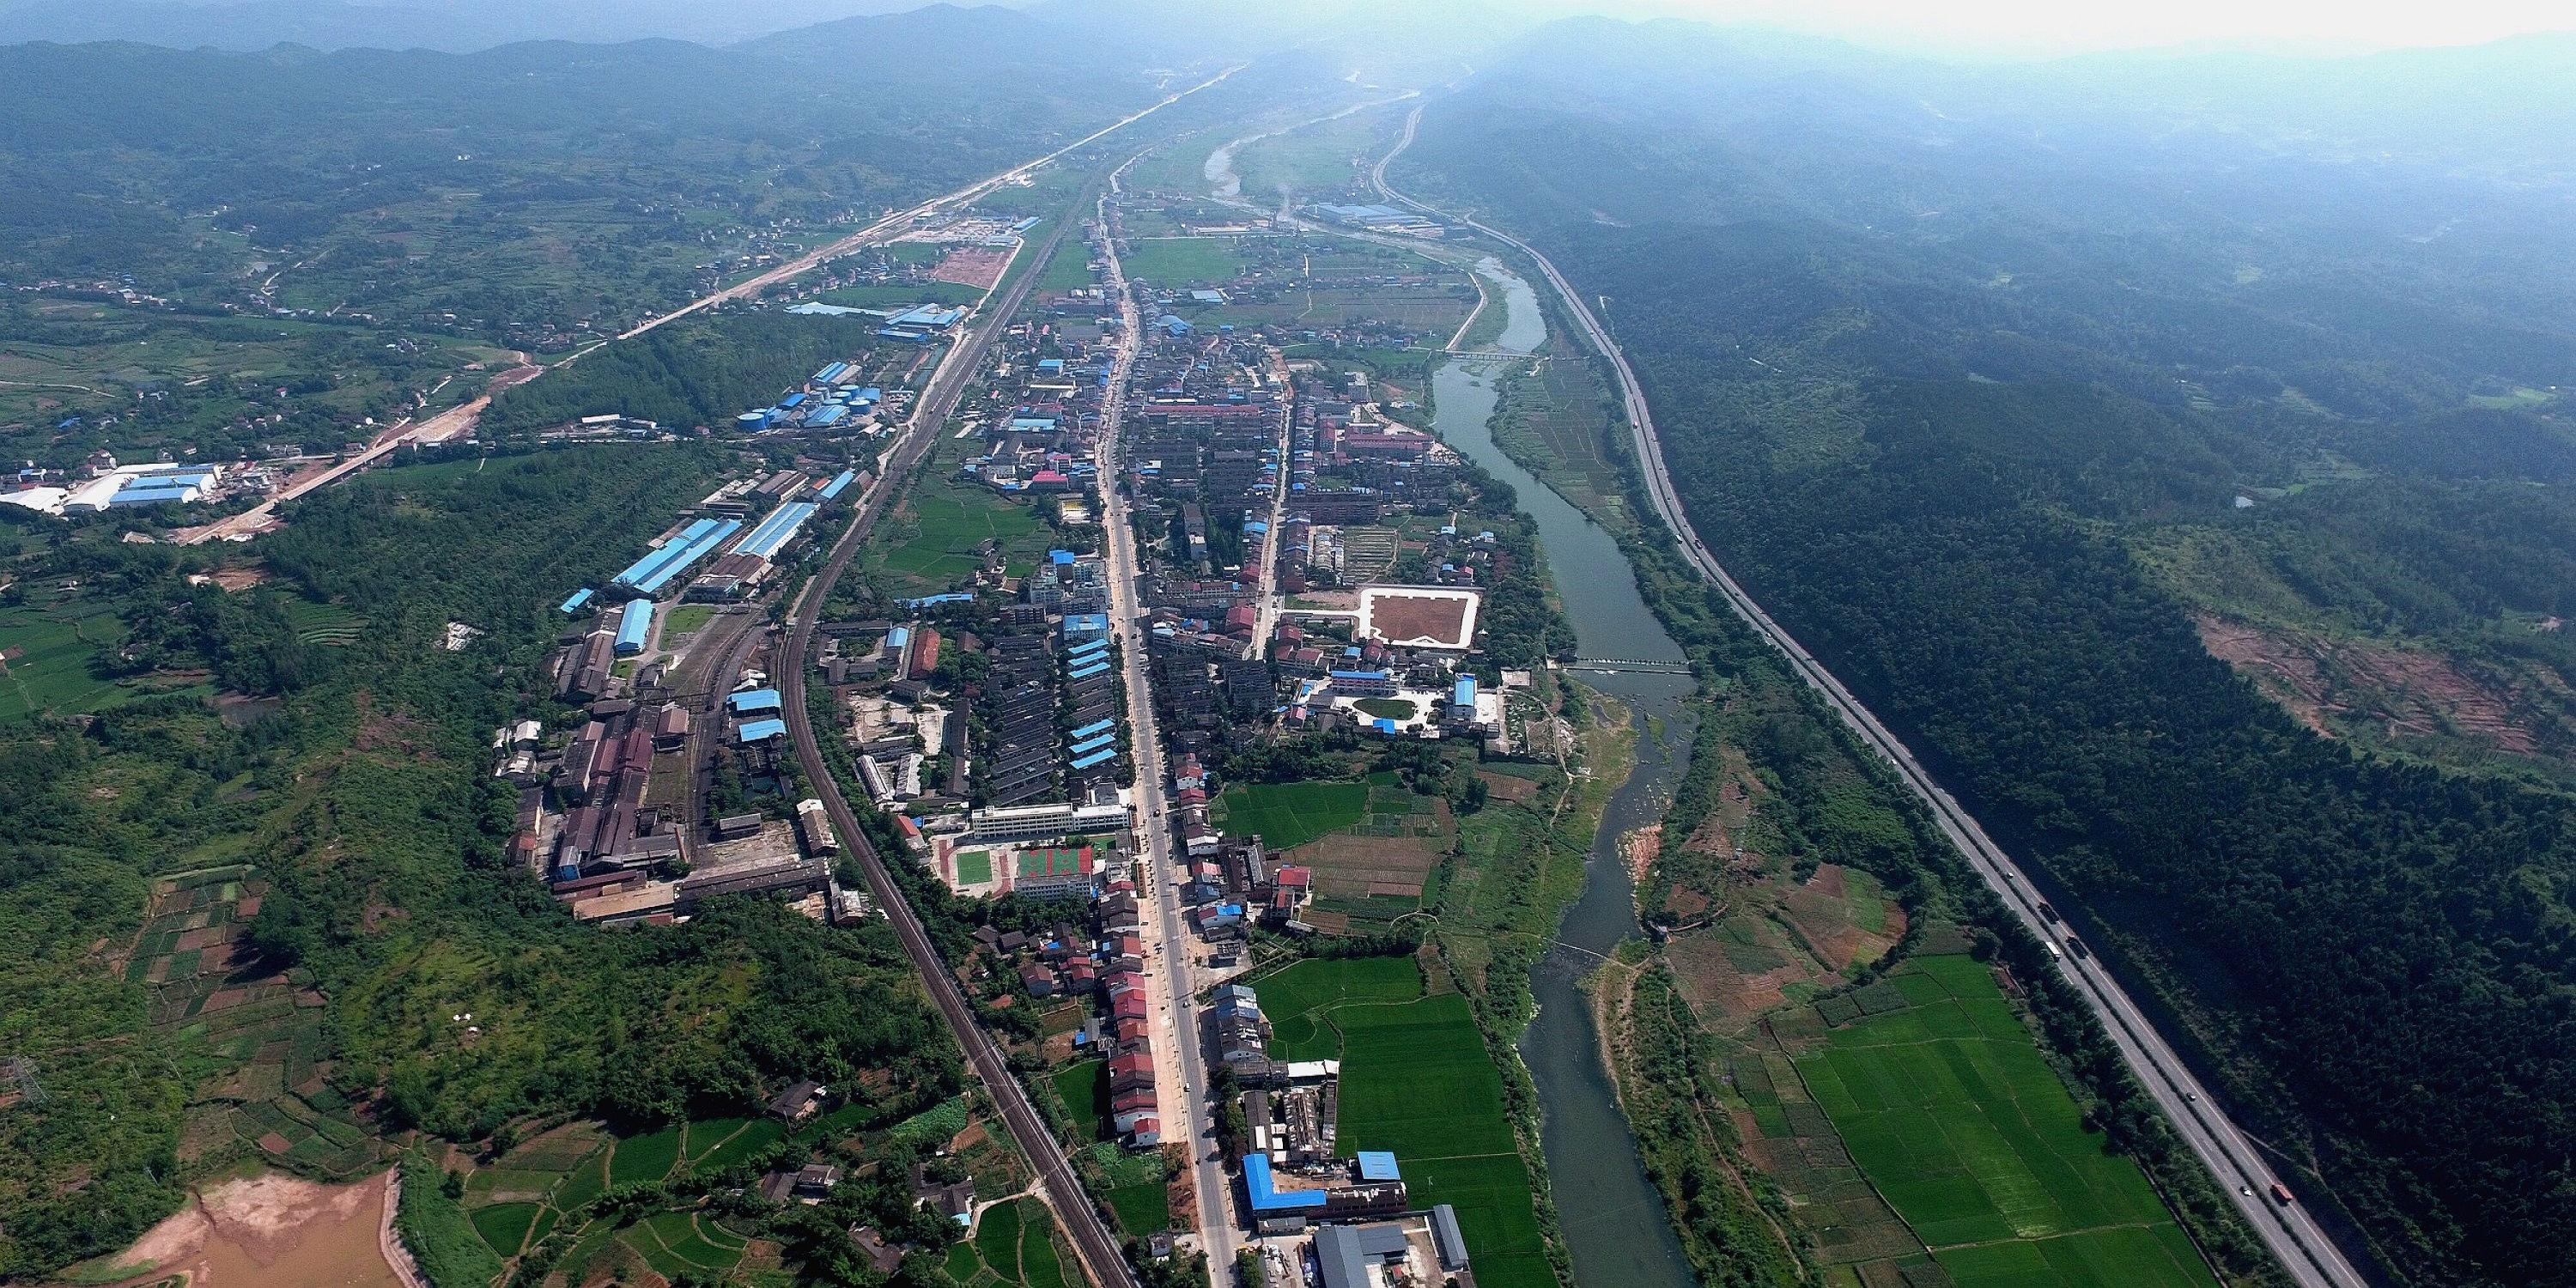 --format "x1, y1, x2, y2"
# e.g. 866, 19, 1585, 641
1454, 676, 1477, 708
108, 486, 201, 506
1241, 1157, 1327, 1213
814, 361, 848, 385
1068, 660, 1111, 681
737, 719, 787, 744
1069, 747, 1119, 770
819, 470, 858, 500
559, 588, 595, 614
807, 404, 848, 428
1062, 613, 1109, 643
613, 601, 655, 656
734, 501, 818, 561
611, 519, 718, 590
1356, 1151, 1401, 1182
618, 519, 744, 596
1069, 733, 1115, 756
727, 689, 782, 714
1070, 719, 1116, 740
